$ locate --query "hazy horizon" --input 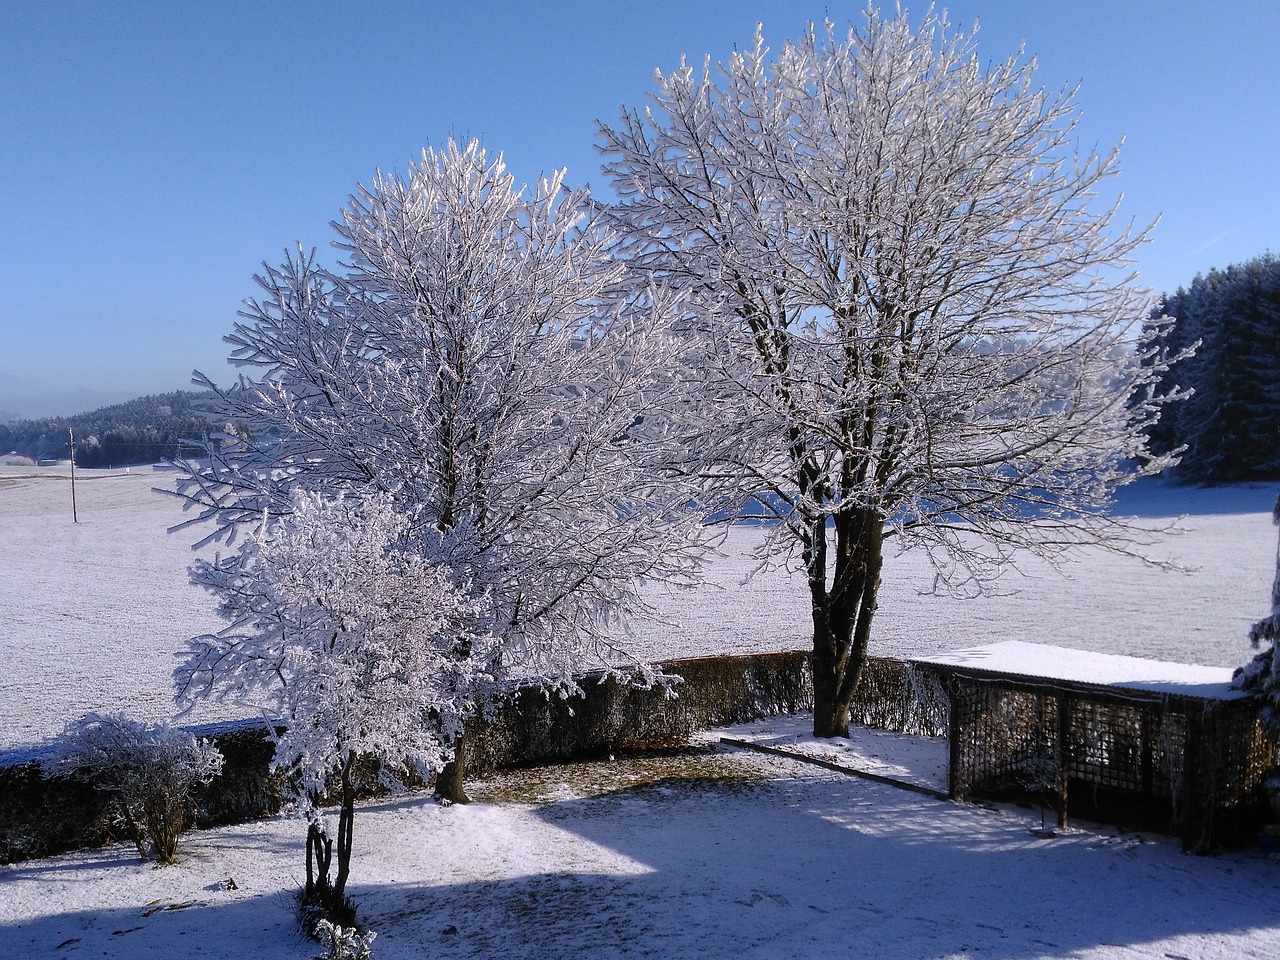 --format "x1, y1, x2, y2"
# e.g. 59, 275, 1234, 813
0, 374, 197, 422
